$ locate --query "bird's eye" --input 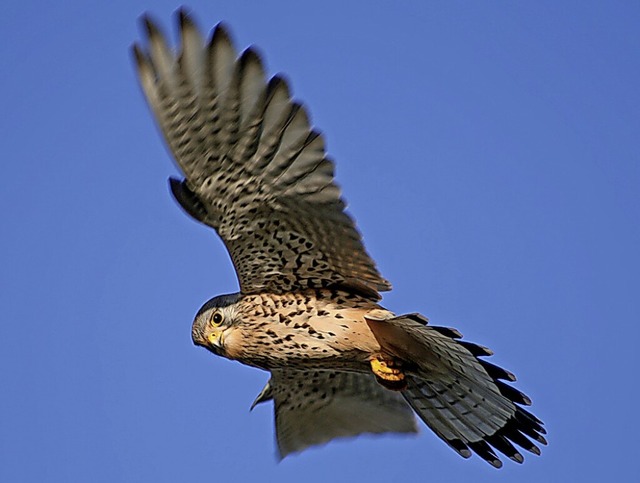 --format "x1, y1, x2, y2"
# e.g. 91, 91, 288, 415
211, 312, 224, 327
